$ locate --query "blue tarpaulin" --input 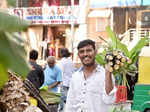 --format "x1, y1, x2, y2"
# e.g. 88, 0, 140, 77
90, 0, 150, 8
